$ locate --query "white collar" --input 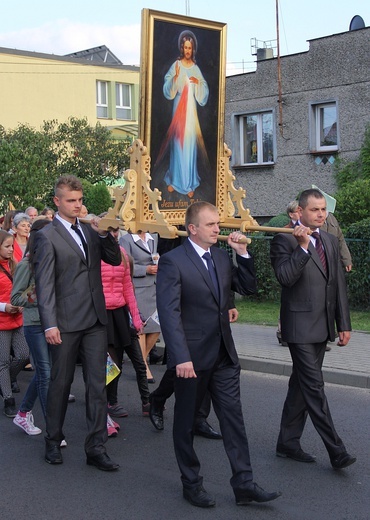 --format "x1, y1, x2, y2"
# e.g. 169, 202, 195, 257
132, 233, 154, 243
188, 238, 210, 258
